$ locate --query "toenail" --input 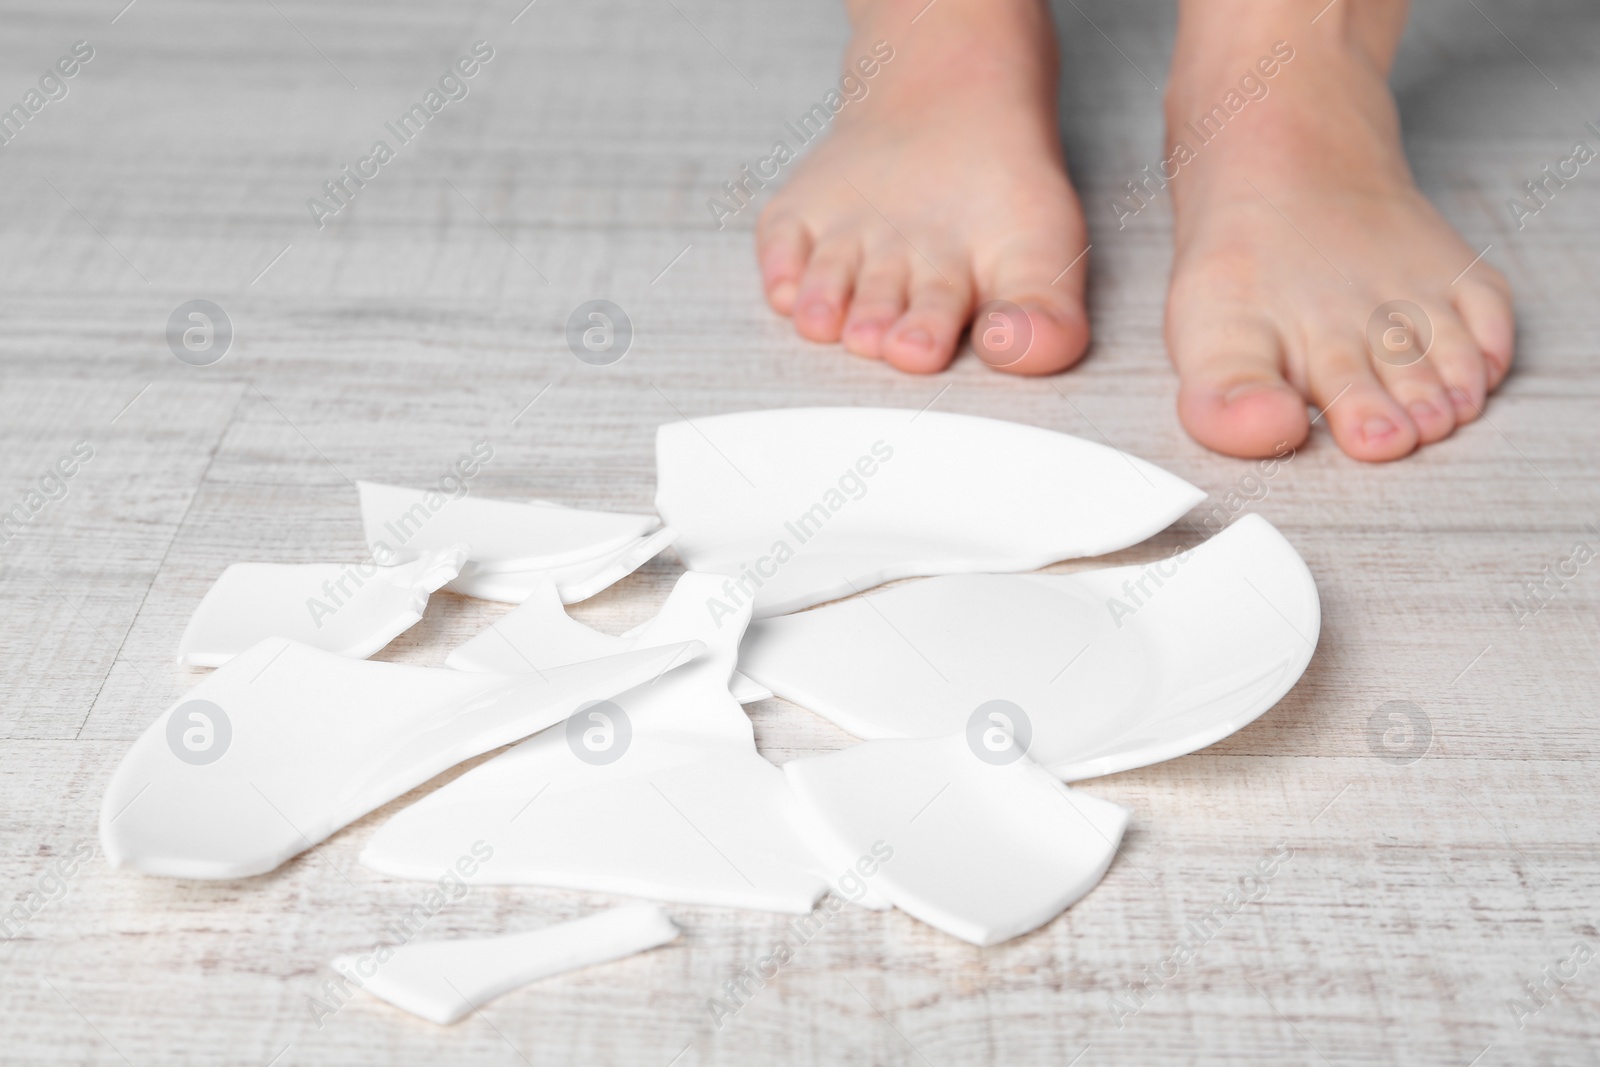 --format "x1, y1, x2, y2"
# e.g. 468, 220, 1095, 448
847, 318, 887, 336
1223, 382, 1276, 405
1019, 300, 1062, 327
1407, 400, 1439, 423
802, 300, 833, 321
1360, 415, 1397, 441
897, 328, 933, 351
1448, 387, 1478, 414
